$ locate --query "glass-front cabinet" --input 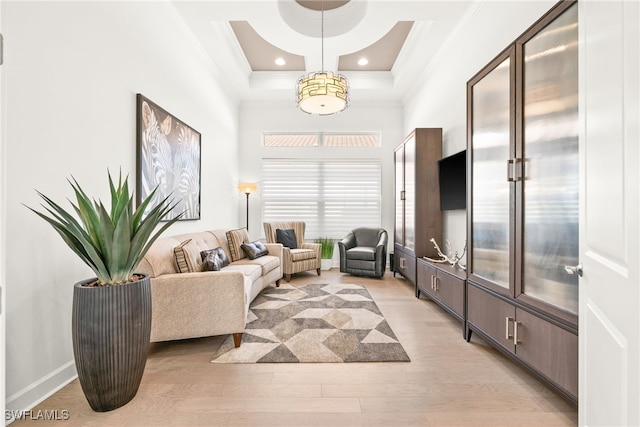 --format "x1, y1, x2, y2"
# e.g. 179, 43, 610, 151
469, 51, 514, 292
468, 2, 578, 324
466, 1, 578, 403
520, 3, 579, 316
393, 129, 442, 285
